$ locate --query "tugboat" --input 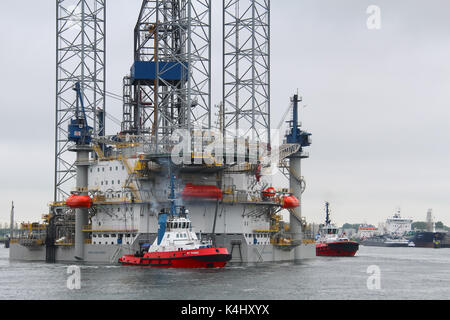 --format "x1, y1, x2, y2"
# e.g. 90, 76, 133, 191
316, 202, 359, 257
119, 175, 232, 268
